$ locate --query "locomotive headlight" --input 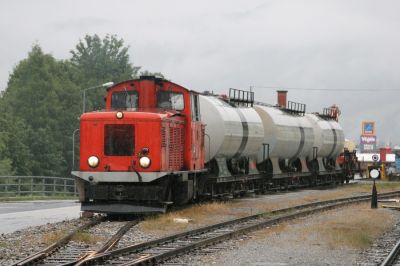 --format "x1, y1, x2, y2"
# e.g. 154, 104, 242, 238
139, 156, 151, 168
116, 111, 124, 119
88, 156, 99, 168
